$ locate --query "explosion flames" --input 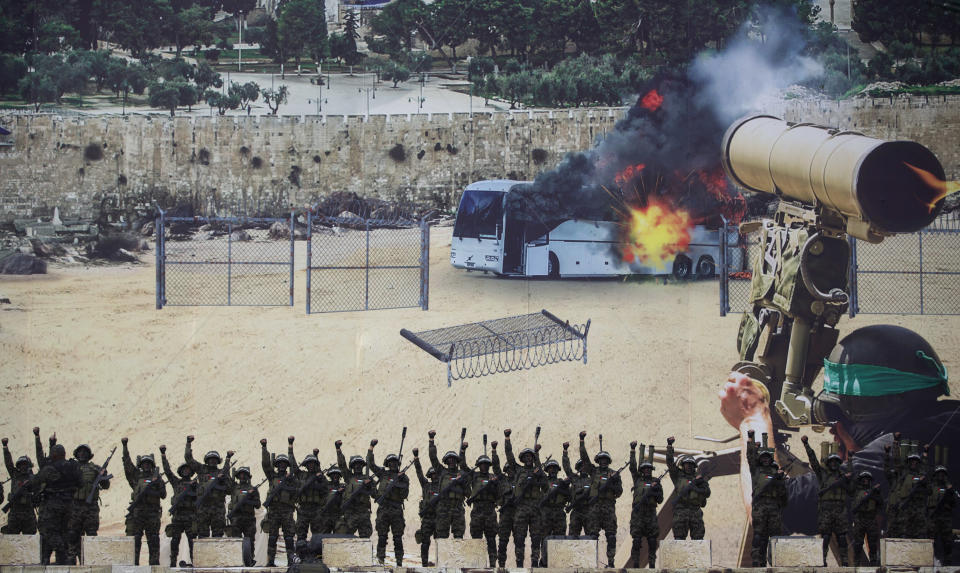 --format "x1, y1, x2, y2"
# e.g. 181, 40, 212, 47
904, 162, 960, 212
